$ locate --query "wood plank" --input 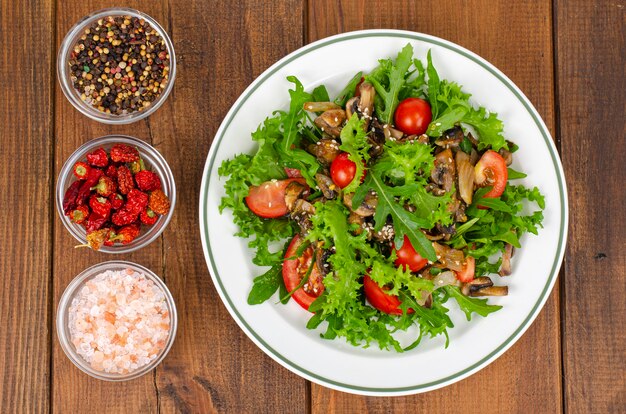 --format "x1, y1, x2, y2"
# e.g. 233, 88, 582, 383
52, 1, 168, 413
152, 1, 309, 413
0, 0, 53, 412
556, 0, 626, 412
307, 1, 561, 411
